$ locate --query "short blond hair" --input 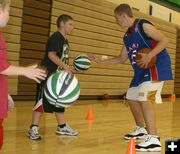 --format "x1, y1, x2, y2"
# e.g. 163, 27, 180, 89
114, 3, 133, 17
0, 0, 10, 9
